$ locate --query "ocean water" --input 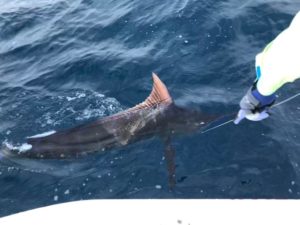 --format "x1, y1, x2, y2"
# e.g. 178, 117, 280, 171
1, 0, 300, 216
